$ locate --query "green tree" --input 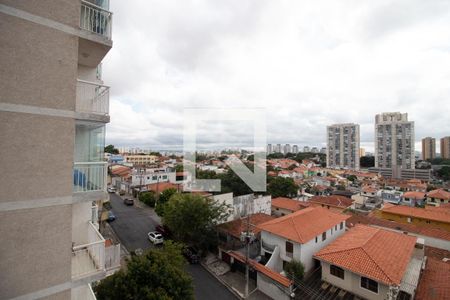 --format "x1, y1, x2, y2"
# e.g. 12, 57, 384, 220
155, 188, 178, 216
104, 144, 119, 154
284, 259, 305, 283
163, 194, 229, 251
347, 175, 357, 182
95, 241, 194, 300
218, 169, 253, 196
175, 164, 184, 172
139, 191, 156, 207
149, 151, 161, 156
267, 152, 284, 159
437, 166, 450, 181
267, 177, 298, 198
